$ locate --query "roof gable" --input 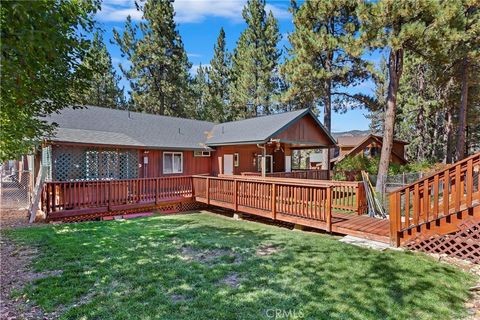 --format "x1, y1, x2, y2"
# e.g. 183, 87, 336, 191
206, 109, 336, 146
